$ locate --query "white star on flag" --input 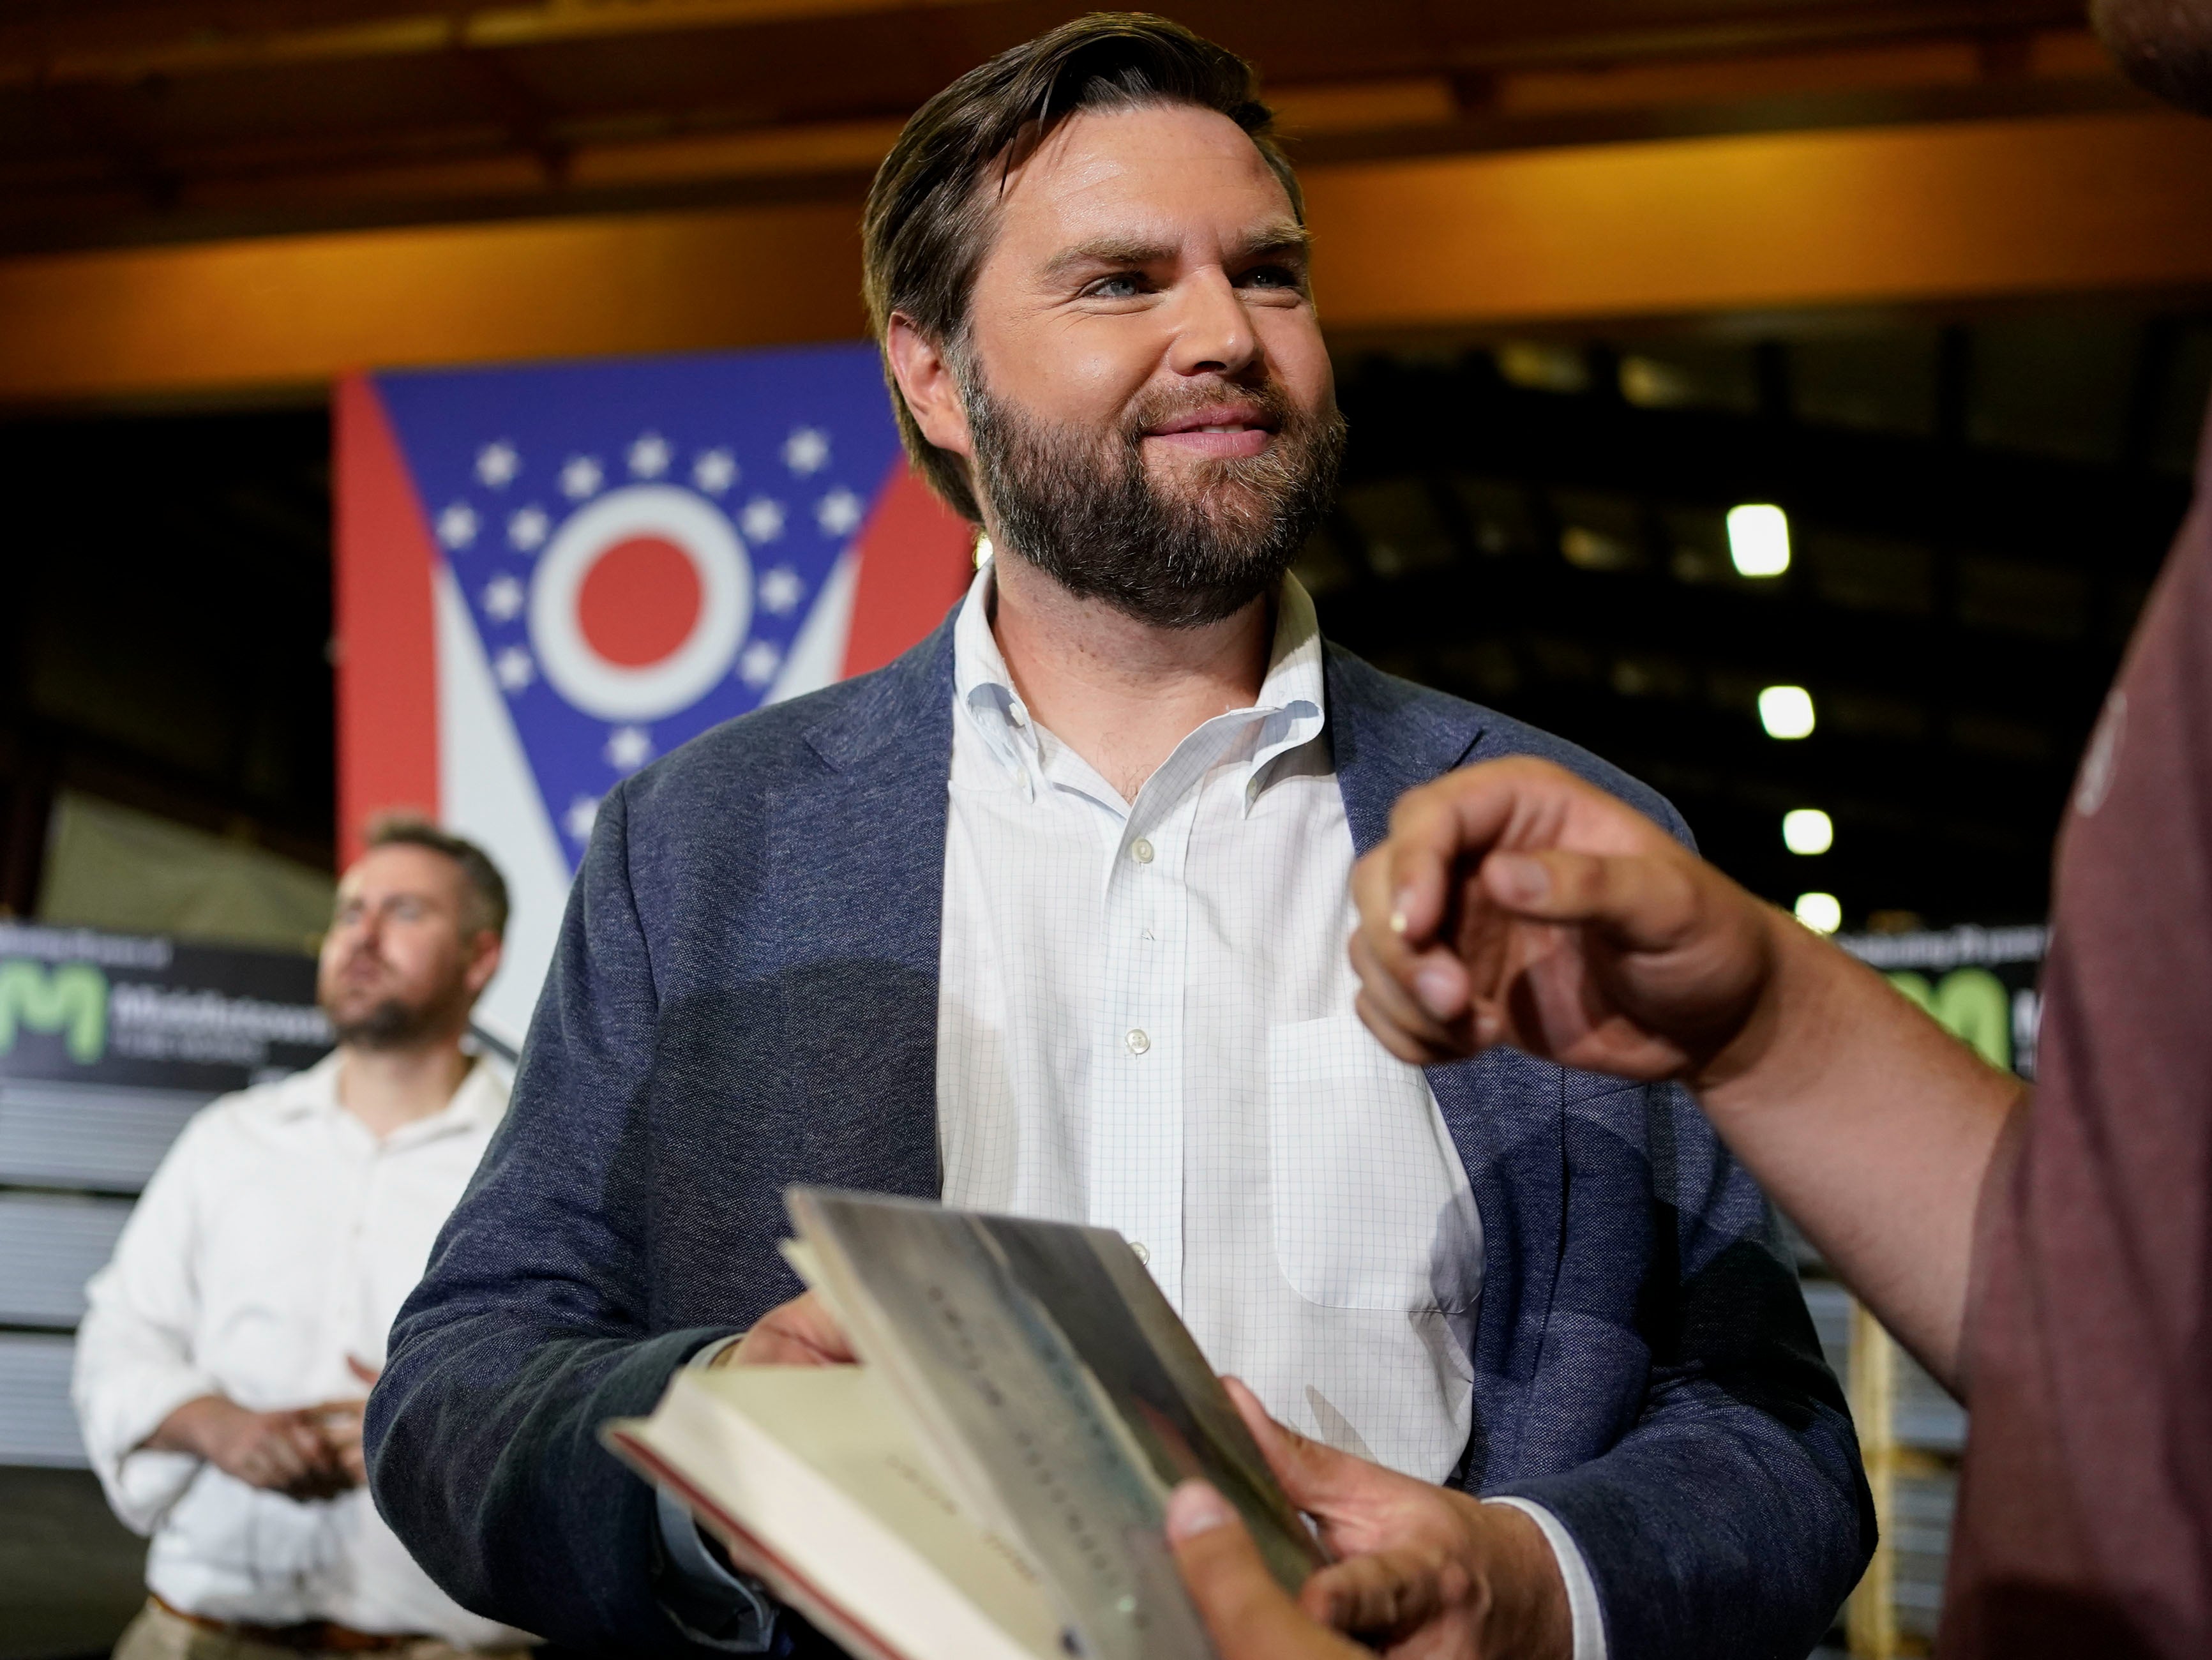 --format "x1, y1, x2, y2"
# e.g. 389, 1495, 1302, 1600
739, 640, 783, 688
692, 448, 738, 494
476, 441, 520, 489
437, 502, 479, 550
758, 566, 804, 615
782, 426, 830, 476
481, 573, 525, 622
493, 645, 535, 692
604, 725, 654, 771
815, 487, 864, 538
508, 506, 550, 552
560, 455, 604, 500
628, 433, 672, 479
741, 497, 786, 543
564, 795, 600, 842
